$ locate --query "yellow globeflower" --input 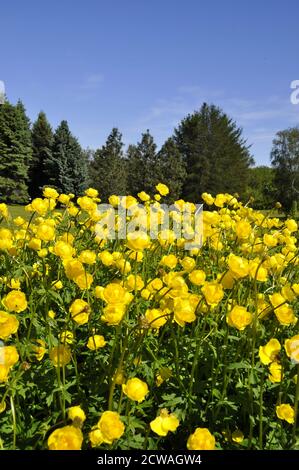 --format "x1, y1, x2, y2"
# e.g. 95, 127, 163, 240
227, 254, 249, 279
276, 404, 295, 424
226, 305, 253, 331
53, 241, 74, 259
49, 344, 71, 367
0, 345, 19, 367
79, 250, 97, 265
32, 339, 47, 361
122, 377, 149, 402
145, 308, 168, 329
60, 331, 74, 345
74, 272, 93, 290
100, 283, 131, 304
64, 259, 85, 280
127, 231, 151, 251
155, 183, 169, 196
259, 339, 281, 365
0, 365, 10, 383
0, 311, 19, 340
275, 304, 297, 326
173, 298, 196, 326
43, 187, 59, 199
87, 335, 106, 350
188, 270, 206, 286
284, 335, 299, 363
201, 281, 224, 306
2, 290, 27, 313
48, 425, 83, 450
180, 256, 196, 272
150, 409, 179, 436
268, 361, 283, 383
187, 427, 216, 450
98, 251, 114, 266
138, 191, 150, 202
232, 430, 244, 443
68, 406, 86, 425
160, 254, 178, 269
89, 411, 125, 446
125, 274, 144, 292
69, 299, 91, 325
101, 303, 126, 325
85, 188, 98, 198
36, 223, 55, 241
235, 220, 252, 239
